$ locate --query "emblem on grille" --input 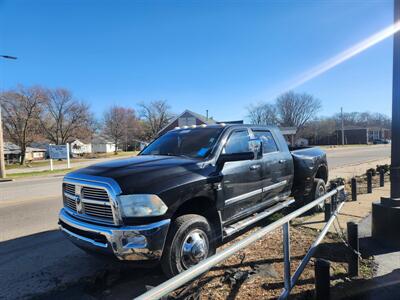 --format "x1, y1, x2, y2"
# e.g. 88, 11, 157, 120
75, 185, 83, 214
76, 195, 83, 214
